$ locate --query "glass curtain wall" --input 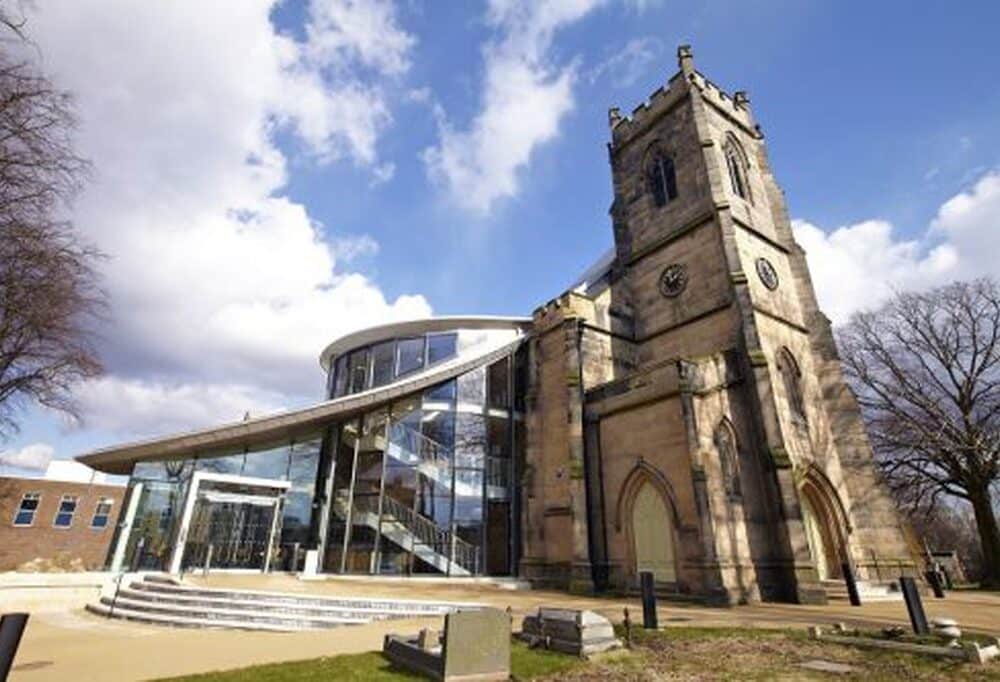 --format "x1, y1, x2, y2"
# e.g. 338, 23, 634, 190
322, 354, 520, 576
120, 437, 322, 572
